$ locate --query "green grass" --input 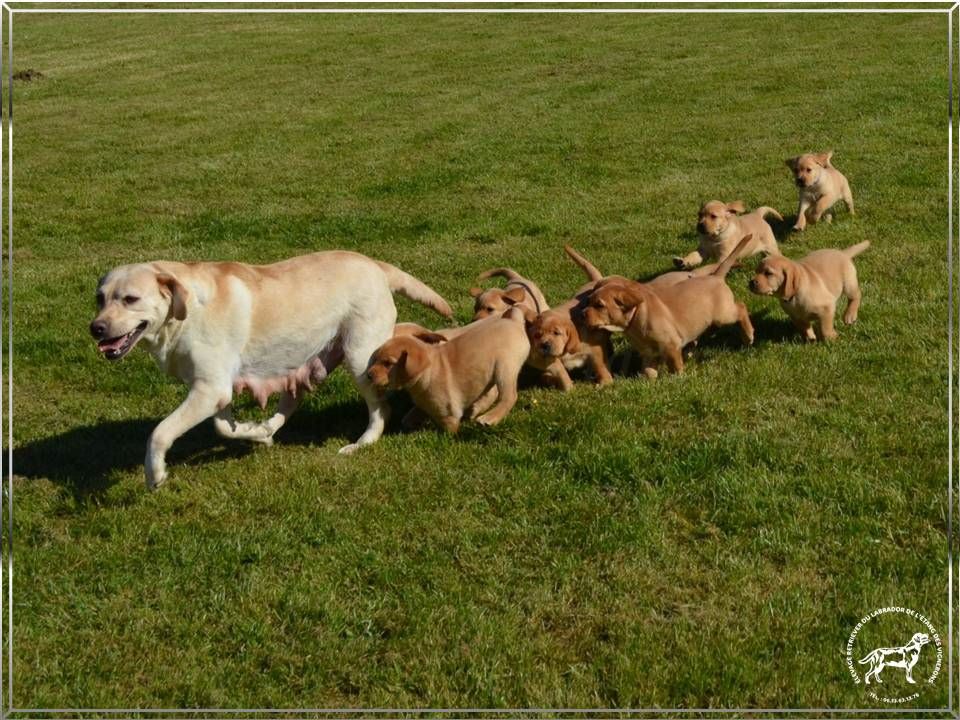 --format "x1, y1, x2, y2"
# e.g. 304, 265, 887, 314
5, 7, 954, 710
